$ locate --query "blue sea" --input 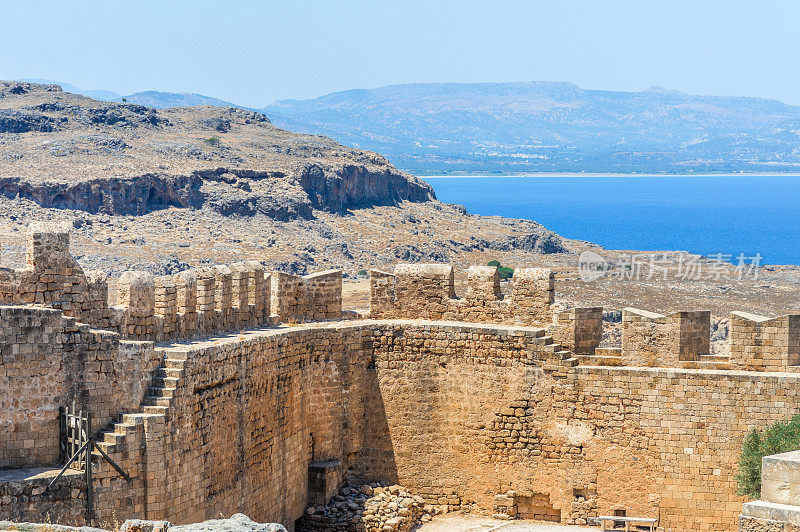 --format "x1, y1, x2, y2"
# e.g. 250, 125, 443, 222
422, 175, 800, 265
